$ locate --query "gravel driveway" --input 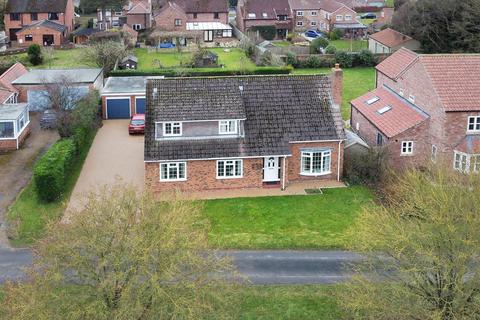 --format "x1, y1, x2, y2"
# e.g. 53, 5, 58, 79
67, 120, 144, 213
